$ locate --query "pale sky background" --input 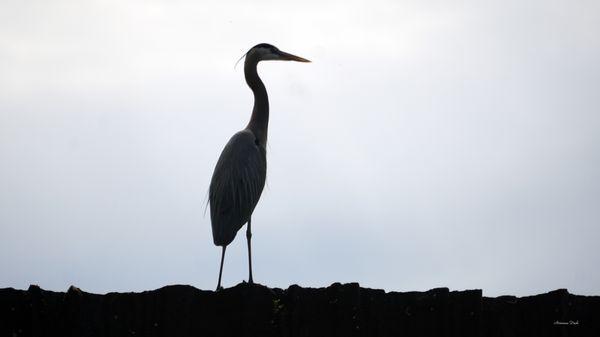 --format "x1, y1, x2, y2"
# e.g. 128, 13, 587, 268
1, 0, 599, 297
